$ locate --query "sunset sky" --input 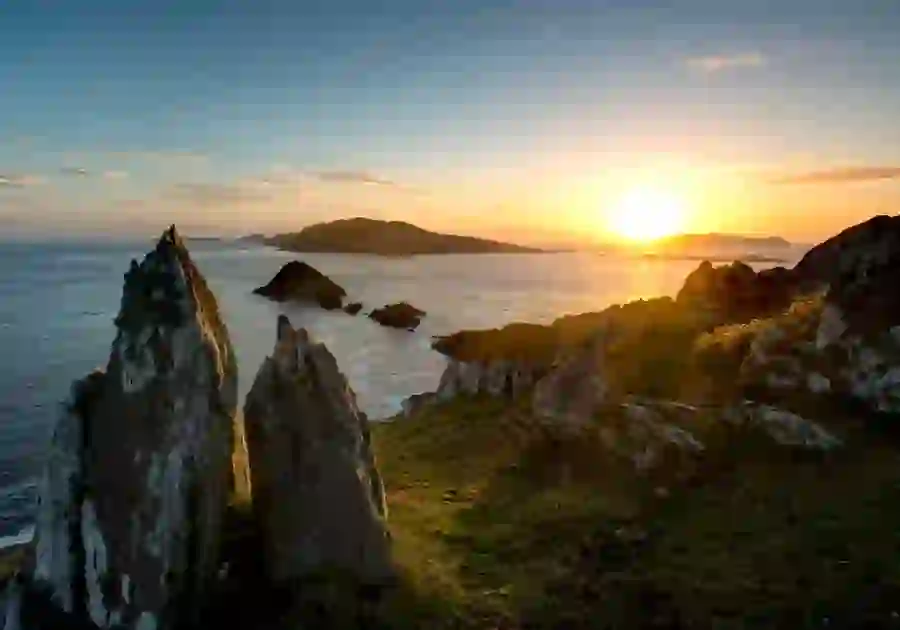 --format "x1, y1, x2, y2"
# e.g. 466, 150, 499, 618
1, 1, 899, 245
